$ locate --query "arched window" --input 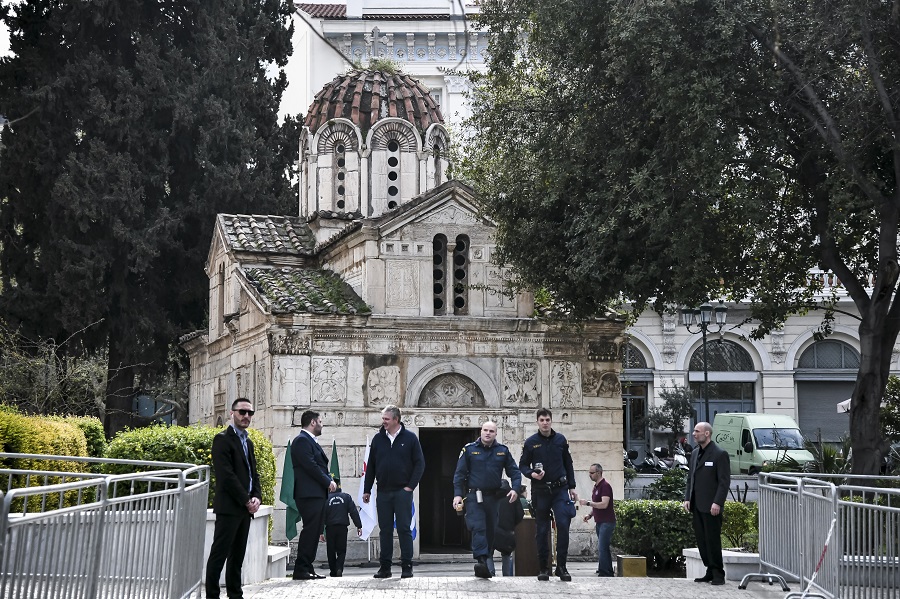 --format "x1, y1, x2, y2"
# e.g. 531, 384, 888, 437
452, 235, 469, 315
622, 342, 648, 369
798, 340, 860, 369
688, 340, 756, 422
433, 234, 447, 315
